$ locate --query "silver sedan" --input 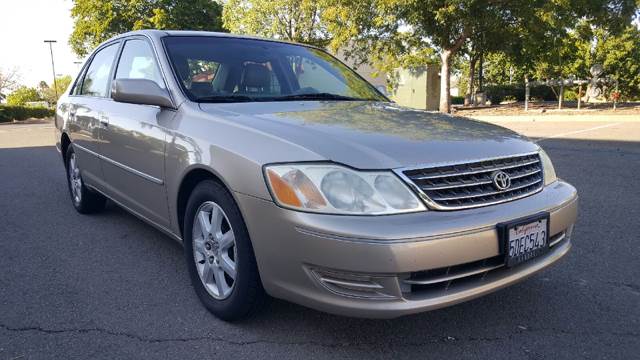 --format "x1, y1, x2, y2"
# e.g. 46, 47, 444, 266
55, 30, 577, 320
